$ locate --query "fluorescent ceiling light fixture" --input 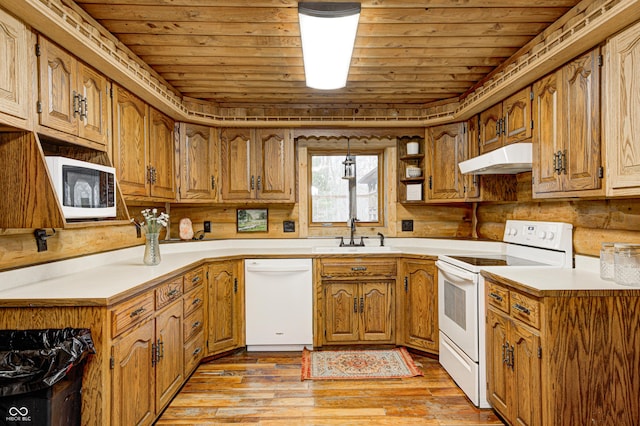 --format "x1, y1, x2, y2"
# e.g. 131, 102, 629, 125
298, 2, 360, 90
